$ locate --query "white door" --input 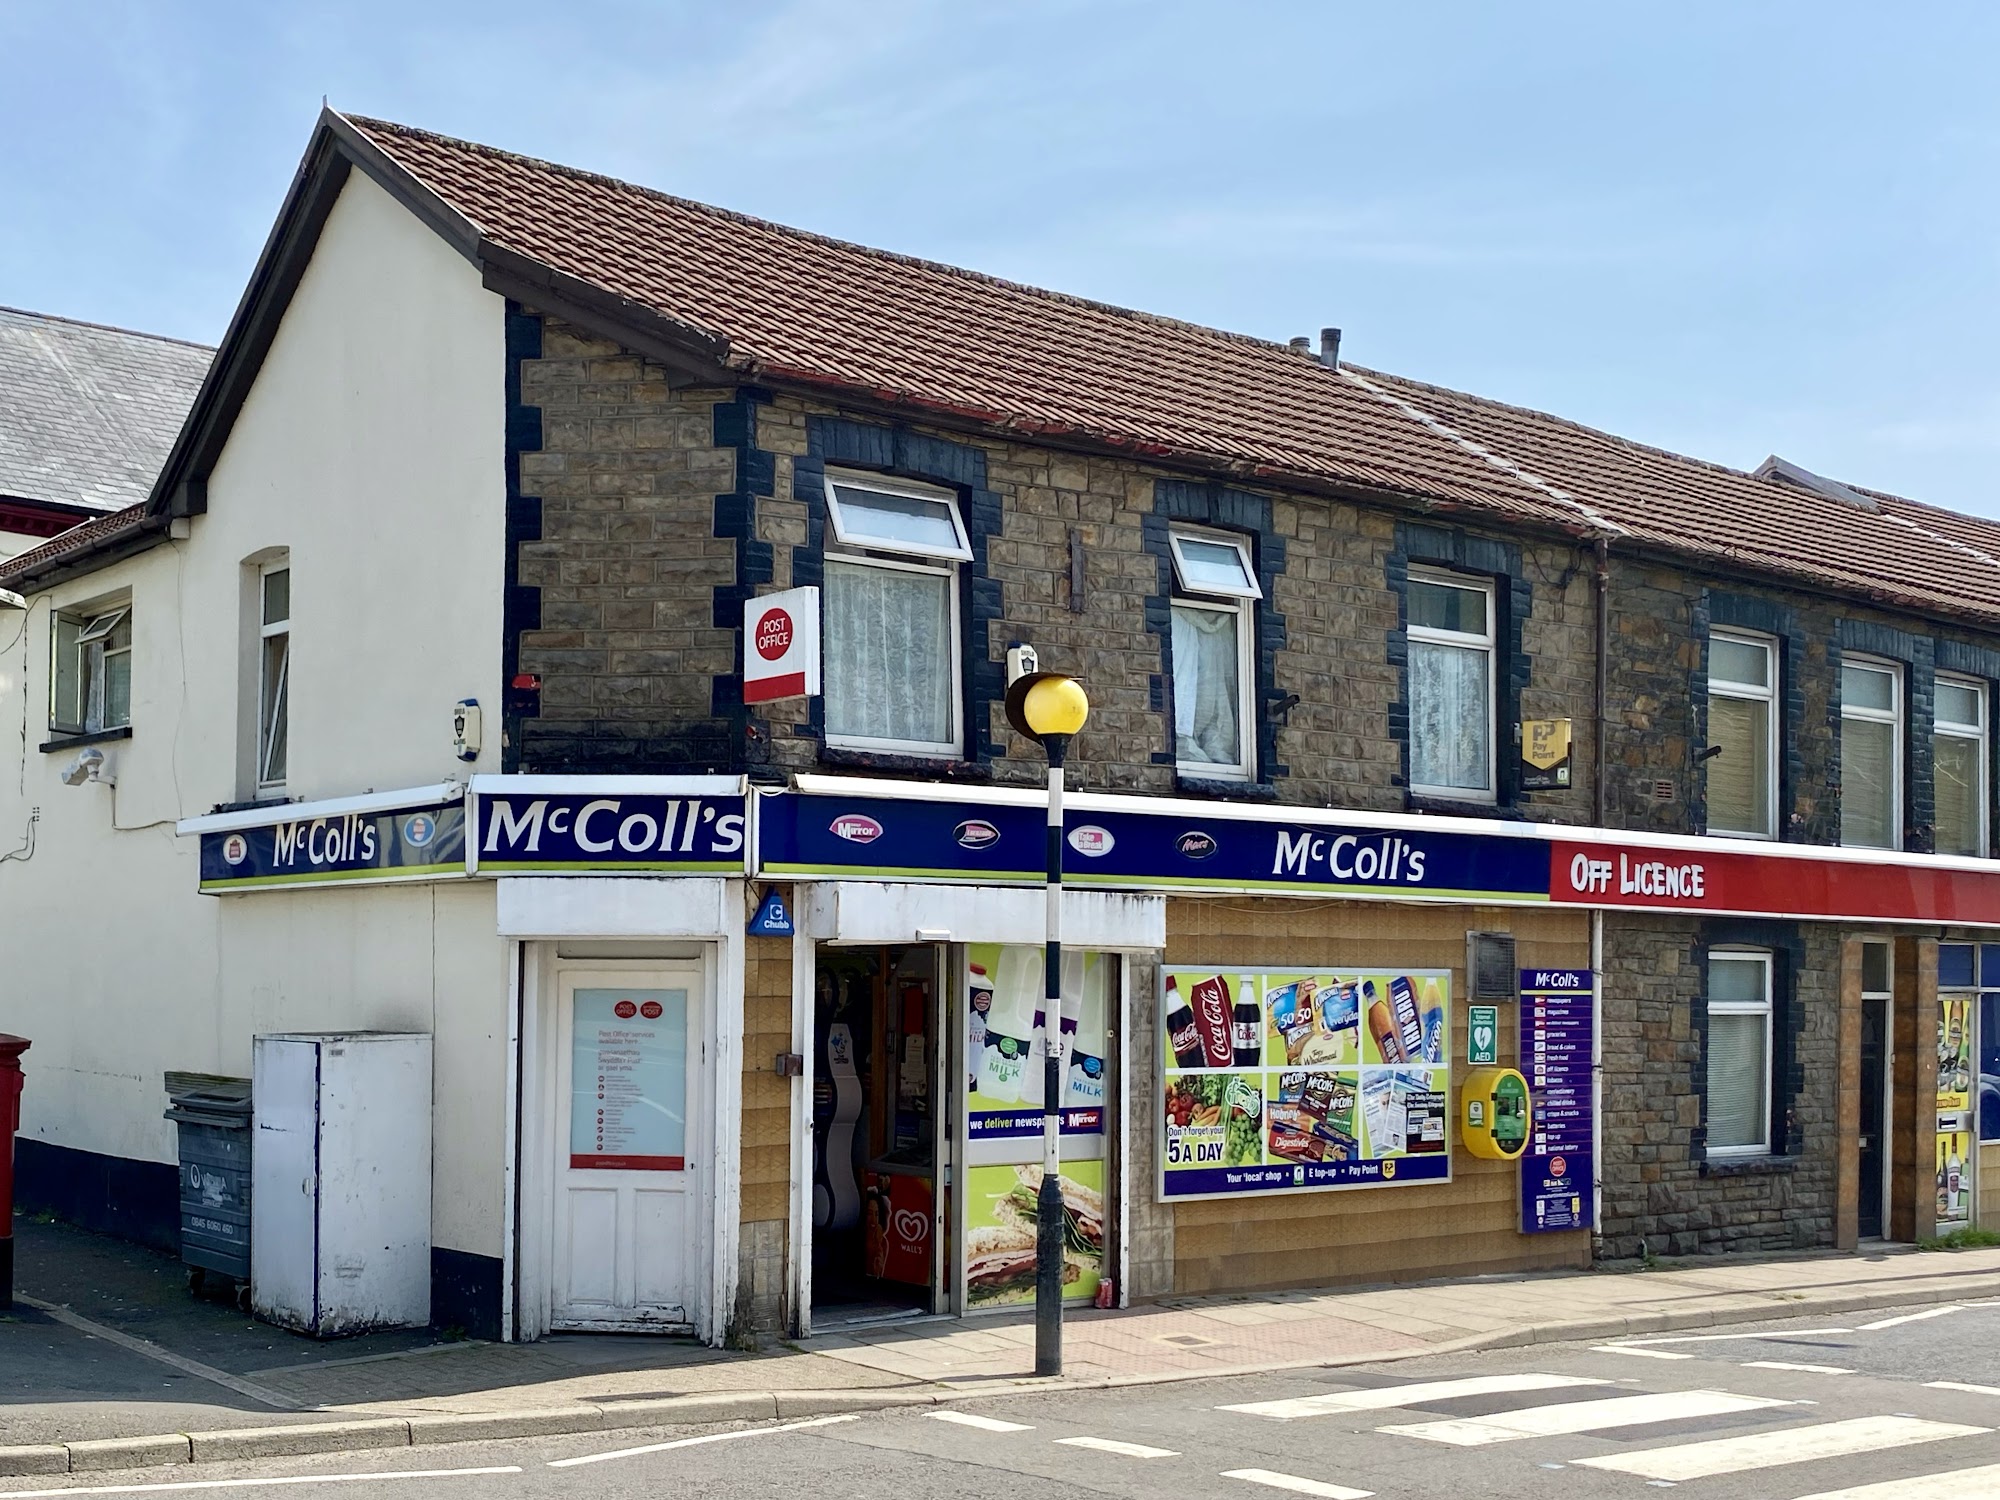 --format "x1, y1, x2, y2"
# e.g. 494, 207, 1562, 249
553, 967, 702, 1331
